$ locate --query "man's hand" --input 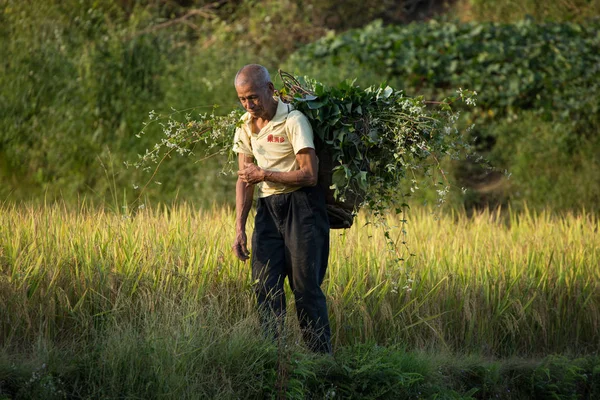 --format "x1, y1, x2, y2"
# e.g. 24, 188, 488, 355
237, 163, 265, 185
233, 230, 250, 262
237, 149, 318, 187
